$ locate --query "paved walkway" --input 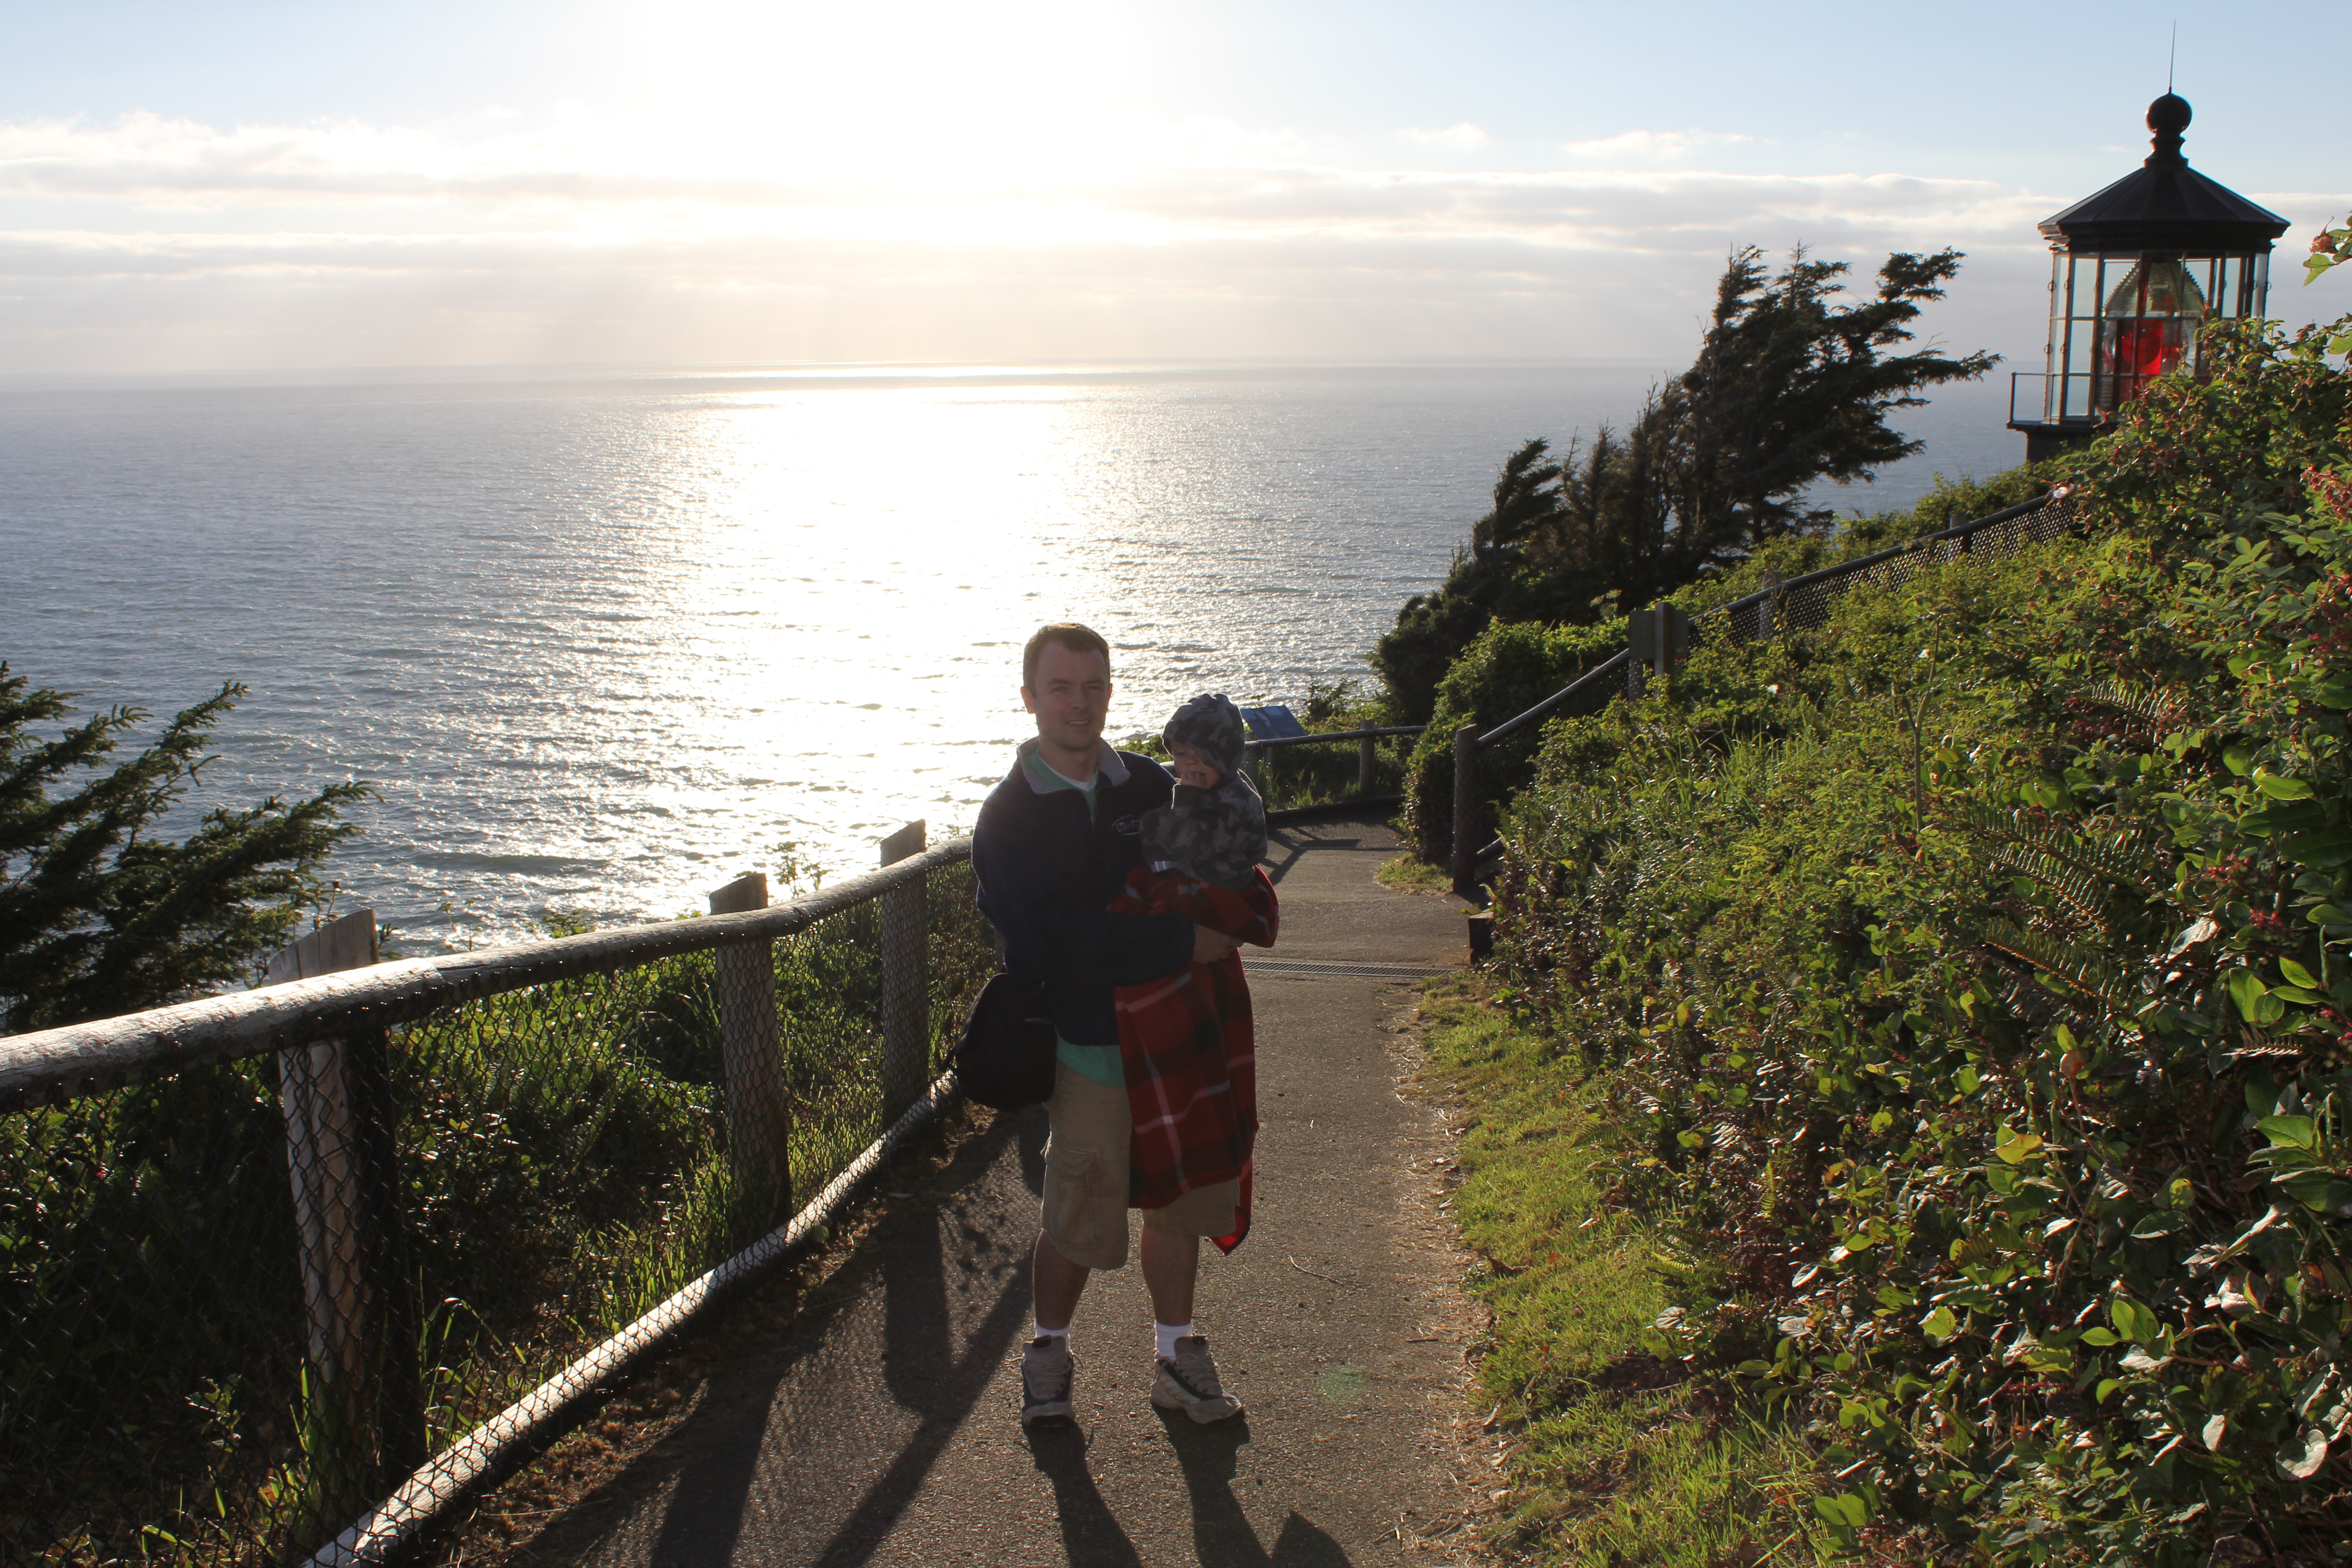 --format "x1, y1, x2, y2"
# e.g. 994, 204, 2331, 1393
510, 814, 1479, 1568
